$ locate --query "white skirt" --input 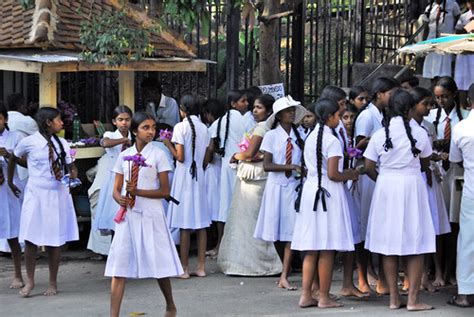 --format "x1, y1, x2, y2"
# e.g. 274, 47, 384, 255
95, 170, 120, 233
105, 204, 183, 279
423, 53, 452, 79
457, 195, 474, 294
365, 171, 436, 256
423, 172, 451, 236
292, 177, 355, 251
19, 178, 79, 247
455, 54, 474, 91
168, 164, 210, 230
356, 174, 376, 240
442, 164, 463, 223
205, 161, 221, 221
0, 183, 21, 239
254, 180, 298, 242
215, 157, 237, 222
345, 184, 362, 245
